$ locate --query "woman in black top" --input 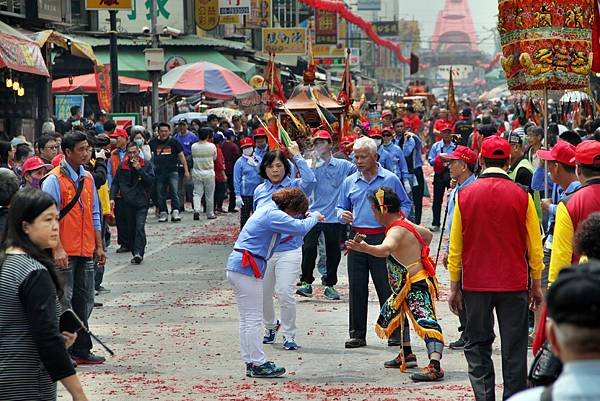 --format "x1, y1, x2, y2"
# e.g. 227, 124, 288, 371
0, 189, 88, 401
